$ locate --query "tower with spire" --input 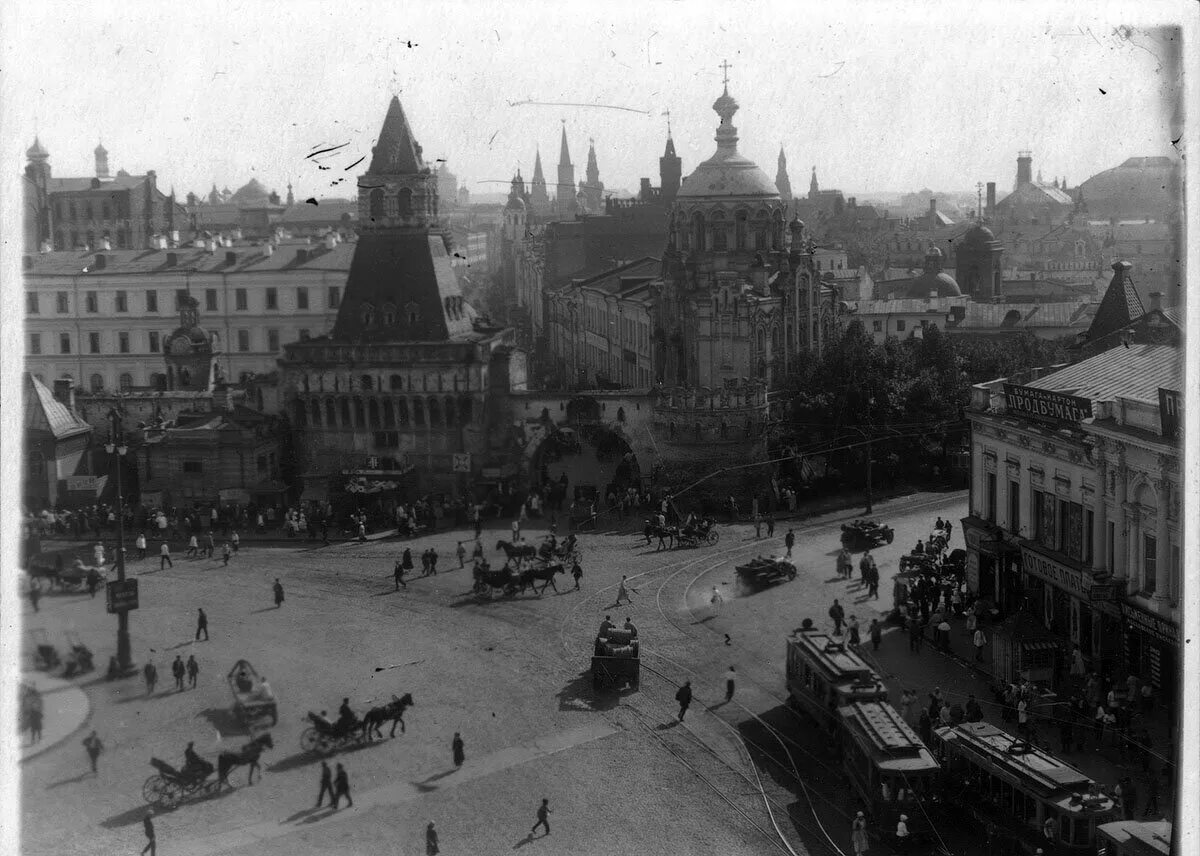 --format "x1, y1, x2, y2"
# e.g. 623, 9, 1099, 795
659, 125, 681, 205
286, 182, 295, 206
808, 166, 819, 199
582, 139, 604, 213
555, 125, 577, 219
530, 150, 551, 216
775, 148, 792, 212
95, 141, 110, 179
